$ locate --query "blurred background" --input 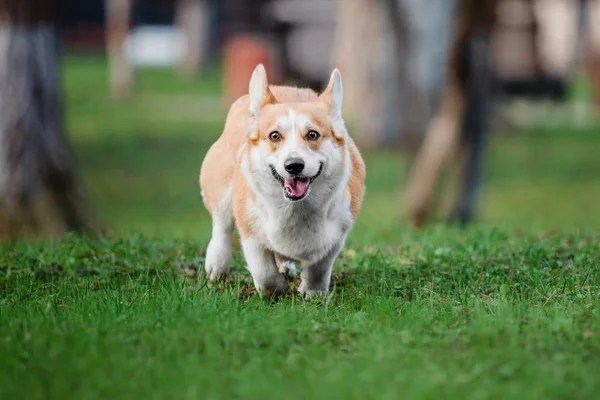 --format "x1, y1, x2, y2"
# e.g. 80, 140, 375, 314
1, 0, 599, 243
